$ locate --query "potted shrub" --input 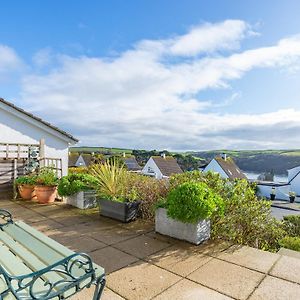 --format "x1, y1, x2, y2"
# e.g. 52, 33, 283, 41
89, 160, 140, 222
35, 168, 59, 204
289, 191, 296, 203
155, 182, 224, 245
58, 173, 98, 209
15, 174, 37, 200
270, 187, 276, 200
